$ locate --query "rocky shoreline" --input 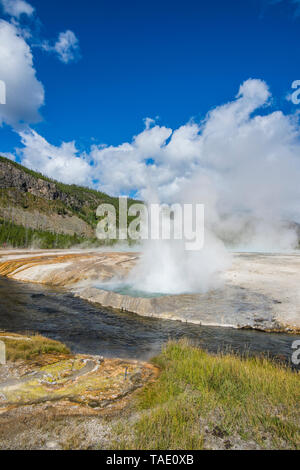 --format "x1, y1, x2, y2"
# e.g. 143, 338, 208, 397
76, 286, 281, 331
